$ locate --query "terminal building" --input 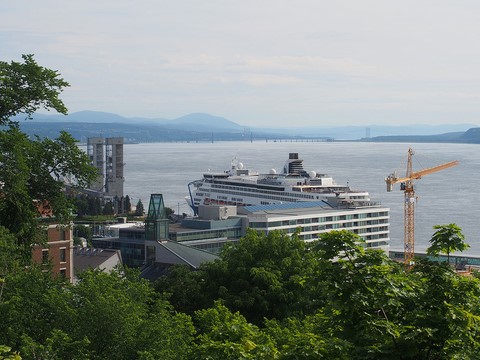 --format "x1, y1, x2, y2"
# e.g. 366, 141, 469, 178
91, 194, 390, 269
238, 202, 389, 251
